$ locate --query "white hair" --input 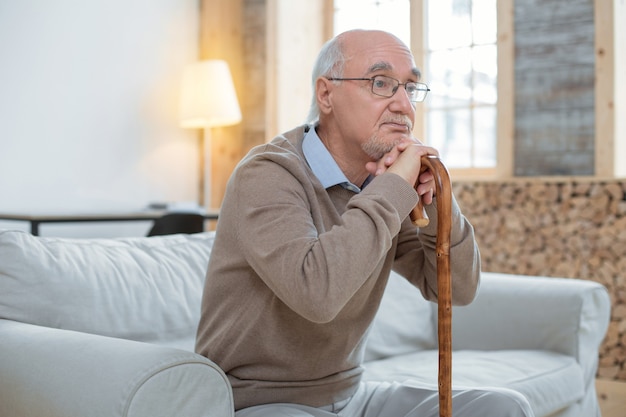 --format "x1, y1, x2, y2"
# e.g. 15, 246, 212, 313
305, 35, 347, 124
